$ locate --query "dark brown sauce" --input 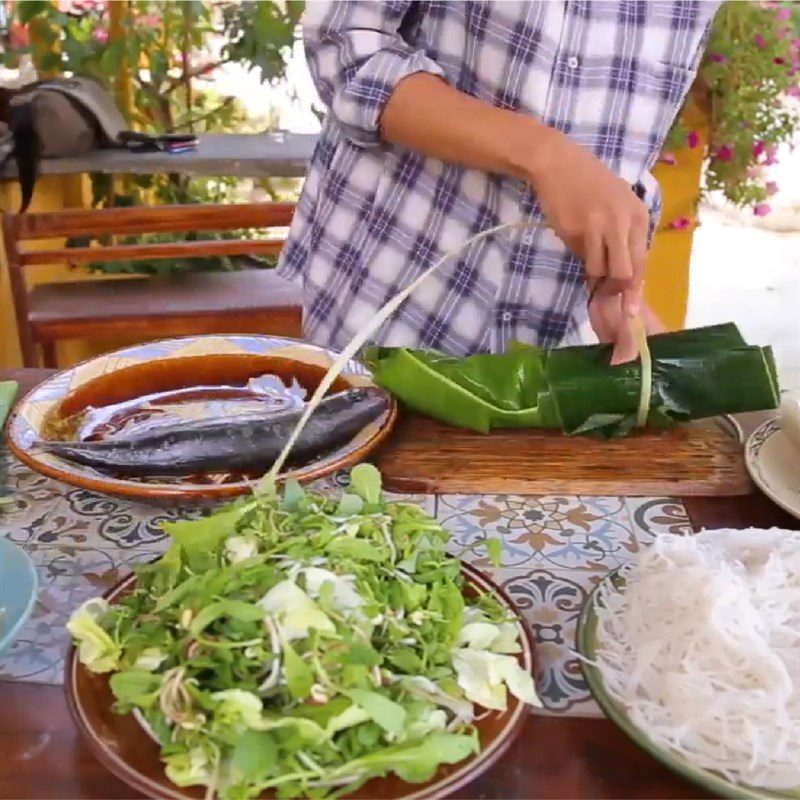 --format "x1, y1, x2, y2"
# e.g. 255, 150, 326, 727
57, 354, 352, 419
